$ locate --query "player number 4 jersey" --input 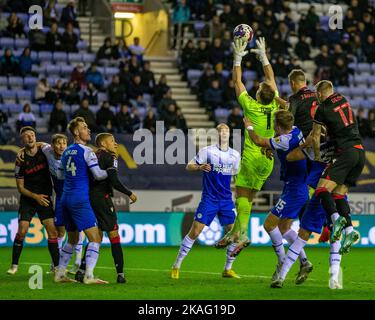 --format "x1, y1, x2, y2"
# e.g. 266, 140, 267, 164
194, 145, 240, 201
